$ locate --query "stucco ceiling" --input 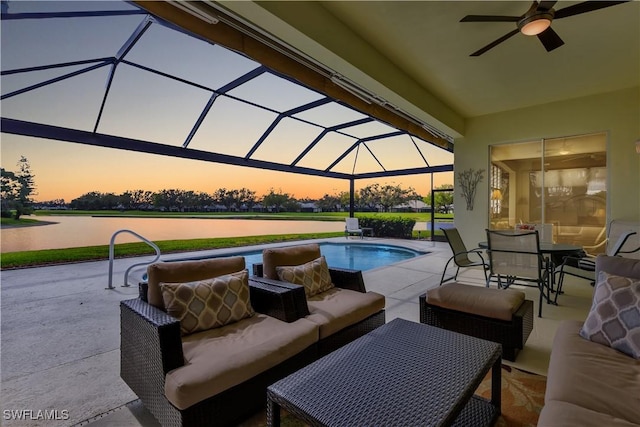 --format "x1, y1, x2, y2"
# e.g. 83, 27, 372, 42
217, 1, 640, 138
